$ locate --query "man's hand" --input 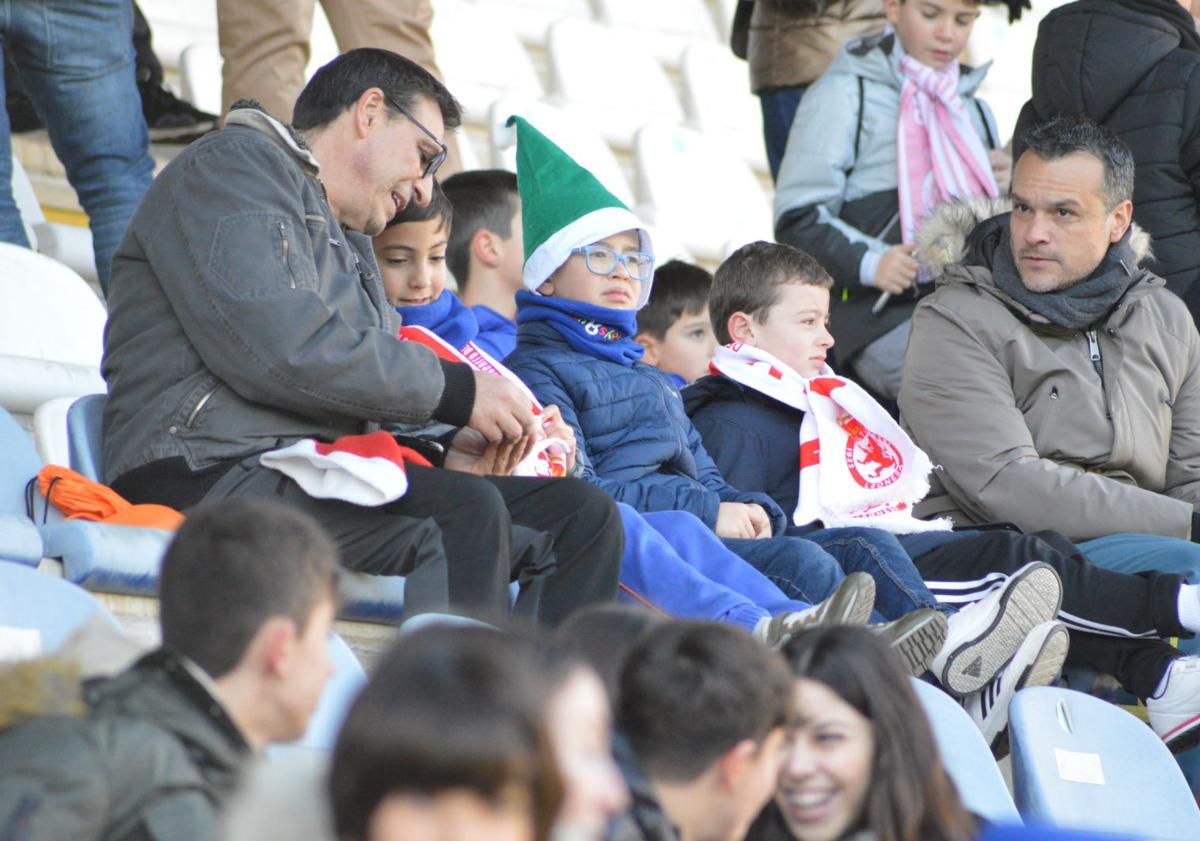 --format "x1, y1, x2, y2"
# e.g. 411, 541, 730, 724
989, 148, 1013, 194
716, 502, 771, 540
444, 427, 535, 476
874, 244, 919, 296
469, 371, 539, 444
539, 405, 578, 471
